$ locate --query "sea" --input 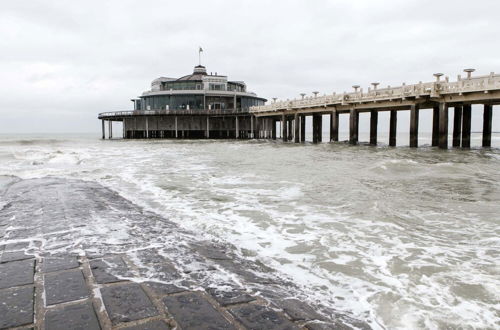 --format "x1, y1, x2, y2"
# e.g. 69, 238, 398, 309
0, 132, 499, 329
